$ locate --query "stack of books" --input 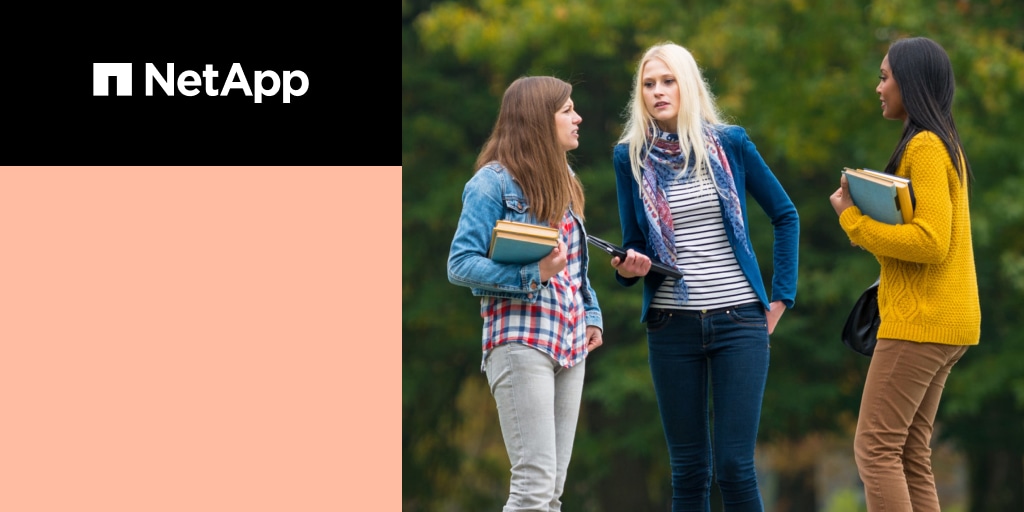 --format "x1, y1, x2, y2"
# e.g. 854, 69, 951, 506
488, 220, 559, 264
843, 167, 914, 225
